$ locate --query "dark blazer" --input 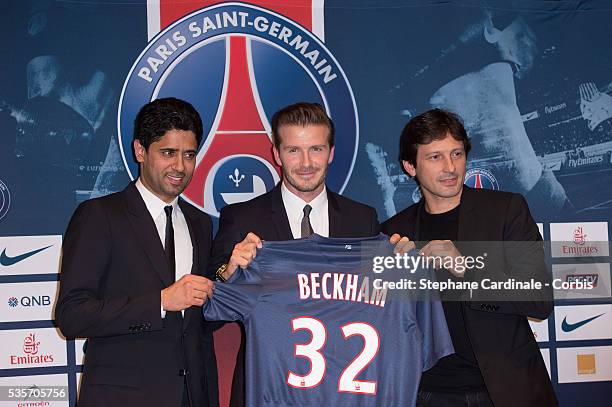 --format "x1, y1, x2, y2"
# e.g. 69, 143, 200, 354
210, 183, 379, 406
56, 182, 219, 407
382, 186, 557, 407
